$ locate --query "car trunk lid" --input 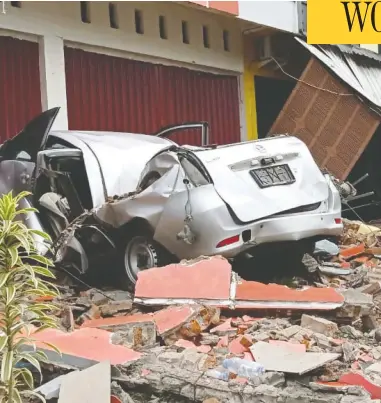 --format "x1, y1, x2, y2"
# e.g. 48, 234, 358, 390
193, 136, 329, 223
